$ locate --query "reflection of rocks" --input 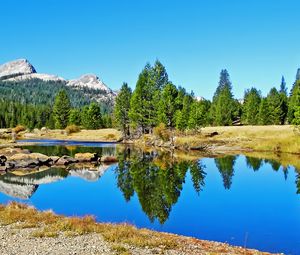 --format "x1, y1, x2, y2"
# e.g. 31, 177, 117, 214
68, 164, 112, 181
0, 168, 68, 199
75, 153, 98, 162
0, 180, 37, 199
